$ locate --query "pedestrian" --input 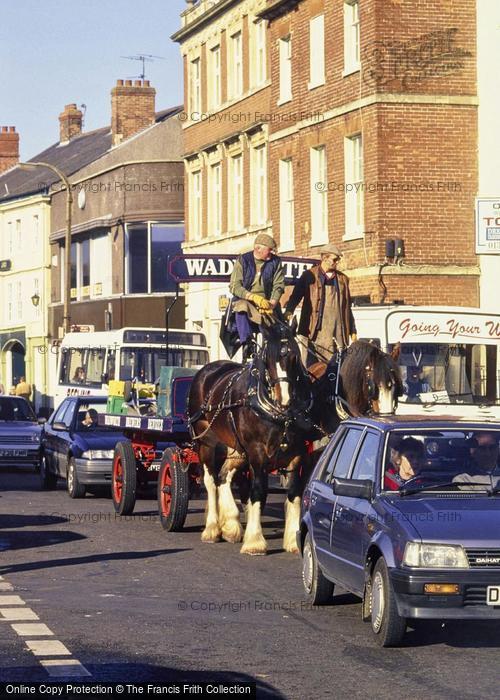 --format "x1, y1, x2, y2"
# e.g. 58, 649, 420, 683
284, 243, 357, 364
221, 233, 285, 360
15, 376, 32, 402
0, 382, 4, 395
